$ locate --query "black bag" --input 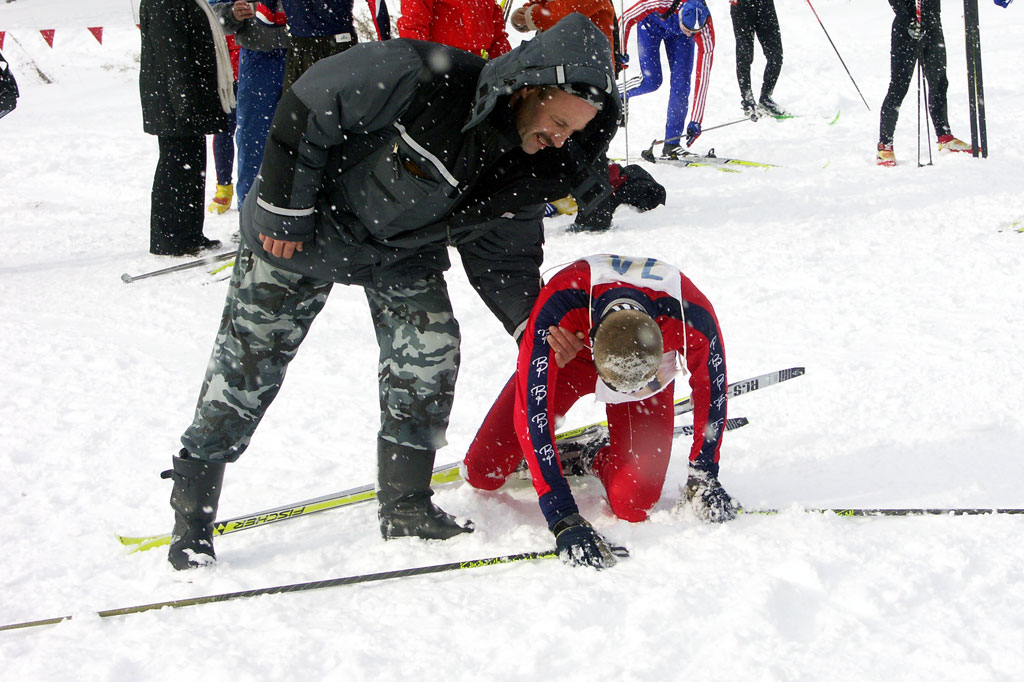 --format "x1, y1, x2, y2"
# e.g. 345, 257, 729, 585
572, 163, 666, 231
0, 50, 20, 120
